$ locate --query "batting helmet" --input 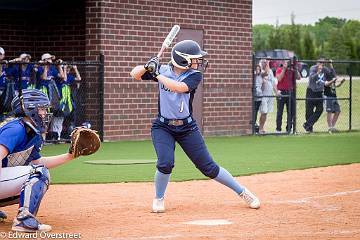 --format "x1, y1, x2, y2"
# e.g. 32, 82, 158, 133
171, 40, 208, 71
11, 89, 51, 133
